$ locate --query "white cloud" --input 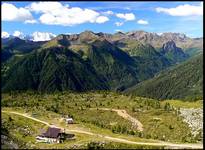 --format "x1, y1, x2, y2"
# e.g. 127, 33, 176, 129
103, 10, 114, 15
156, 2, 203, 16
31, 32, 56, 41
13, 31, 25, 38
2, 30, 56, 41
137, 19, 149, 25
156, 32, 163, 36
27, 2, 66, 14
115, 22, 124, 26
24, 19, 38, 24
28, 2, 109, 26
115, 29, 123, 33
125, 7, 131, 10
2, 3, 33, 22
2, 31, 10, 38
96, 16, 109, 23
116, 13, 135, 21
